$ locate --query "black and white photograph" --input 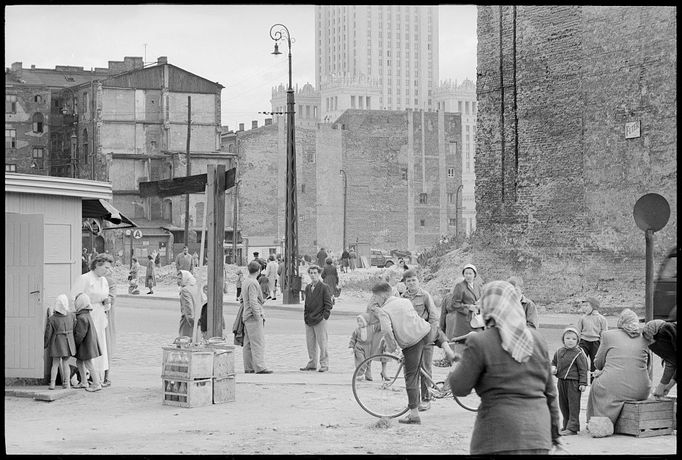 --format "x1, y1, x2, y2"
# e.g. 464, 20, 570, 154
4, 4, 676, 455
